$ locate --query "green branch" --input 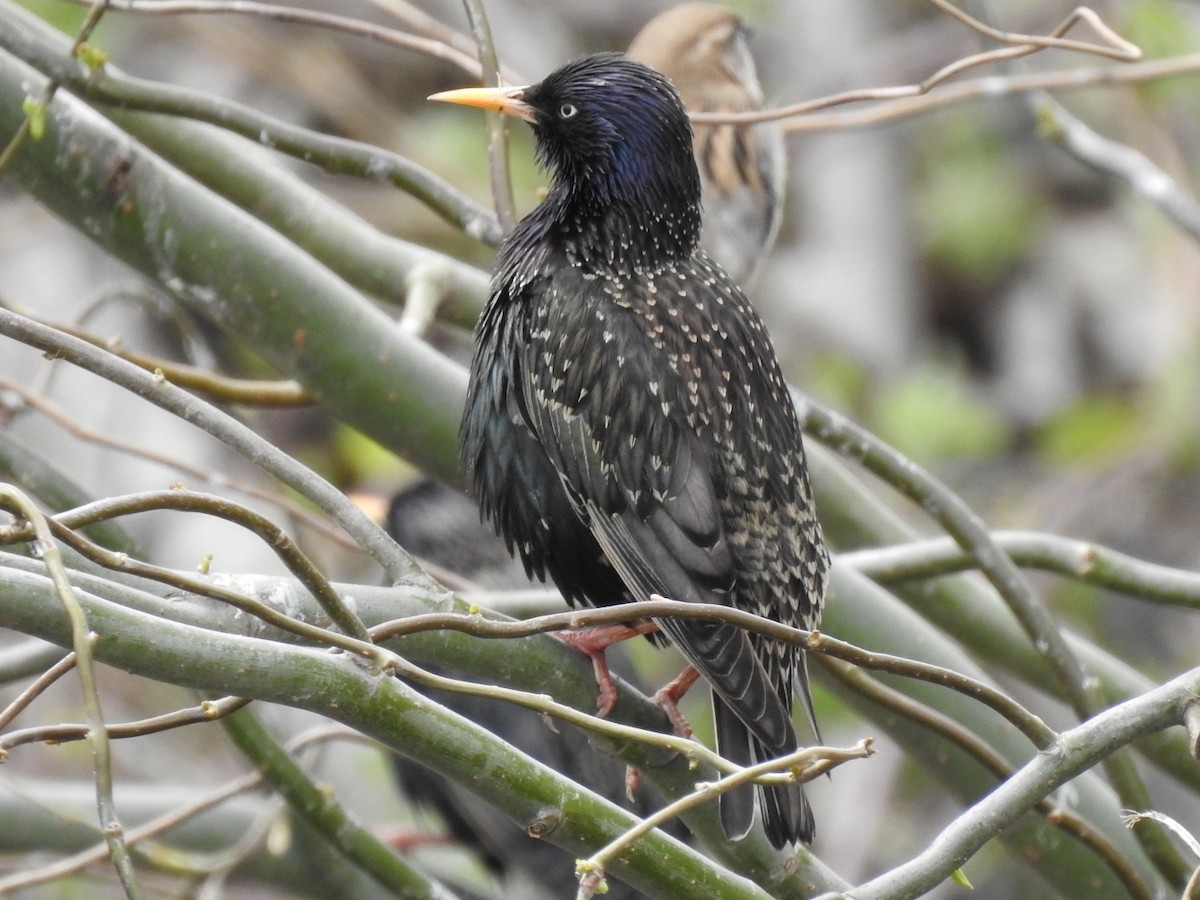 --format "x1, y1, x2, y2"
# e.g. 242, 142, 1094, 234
0, 564, 800, 900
